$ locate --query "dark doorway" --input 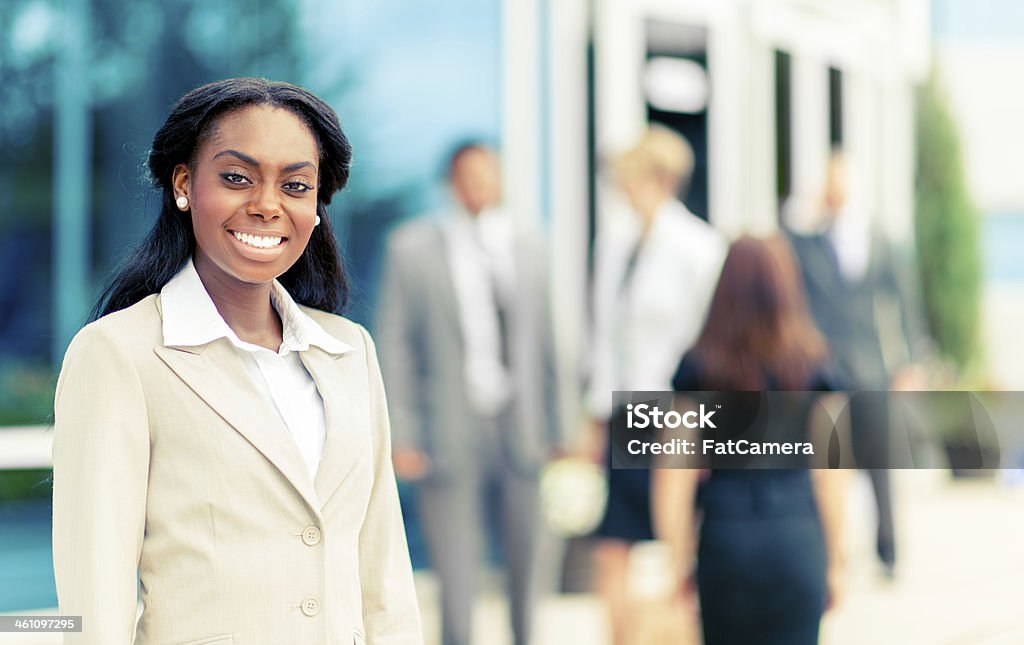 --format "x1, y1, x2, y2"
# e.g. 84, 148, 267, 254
775, 49, 793, 217
644, 19, 710, 221
829, 66, 844, 147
